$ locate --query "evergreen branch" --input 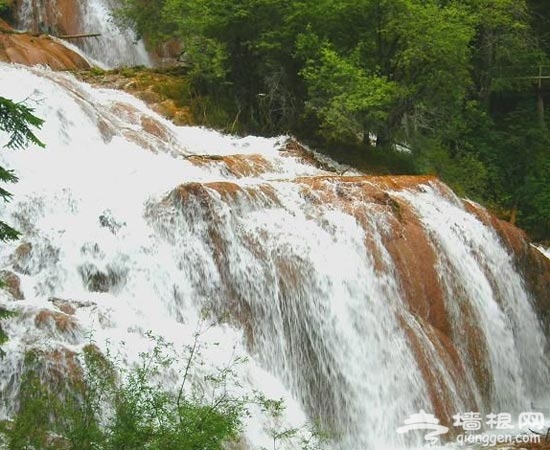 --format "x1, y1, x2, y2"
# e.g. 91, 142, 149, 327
0, 166, 18, 183
0, 96, 45, 150
0, 221, 21, 242
0, 186, 13, 202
